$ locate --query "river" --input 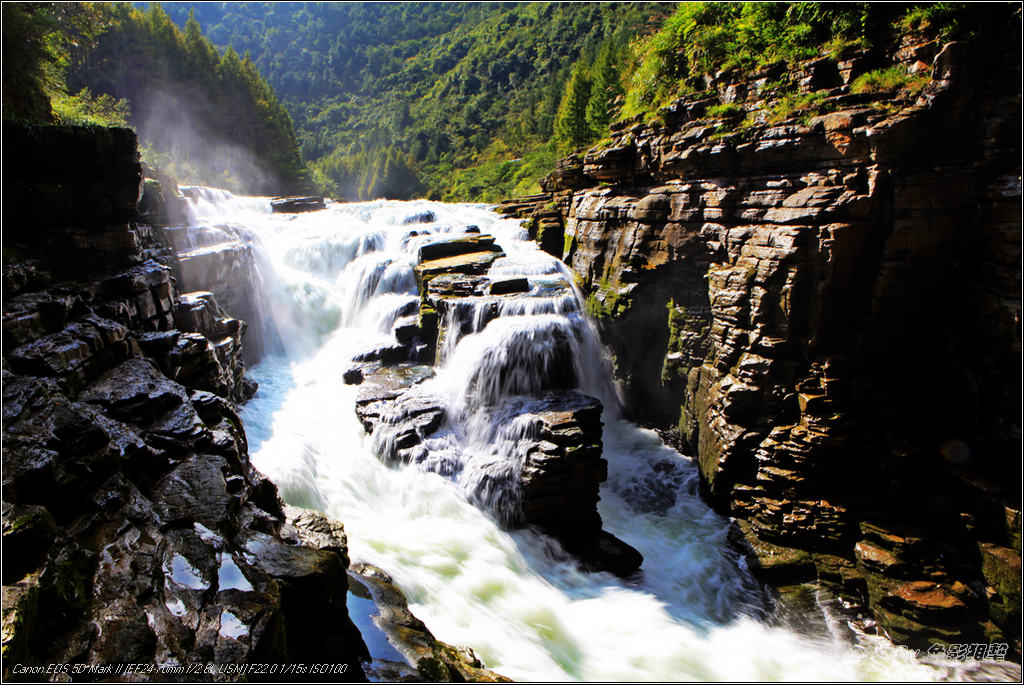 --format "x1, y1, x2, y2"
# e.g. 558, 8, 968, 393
181, 190, 986, 681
